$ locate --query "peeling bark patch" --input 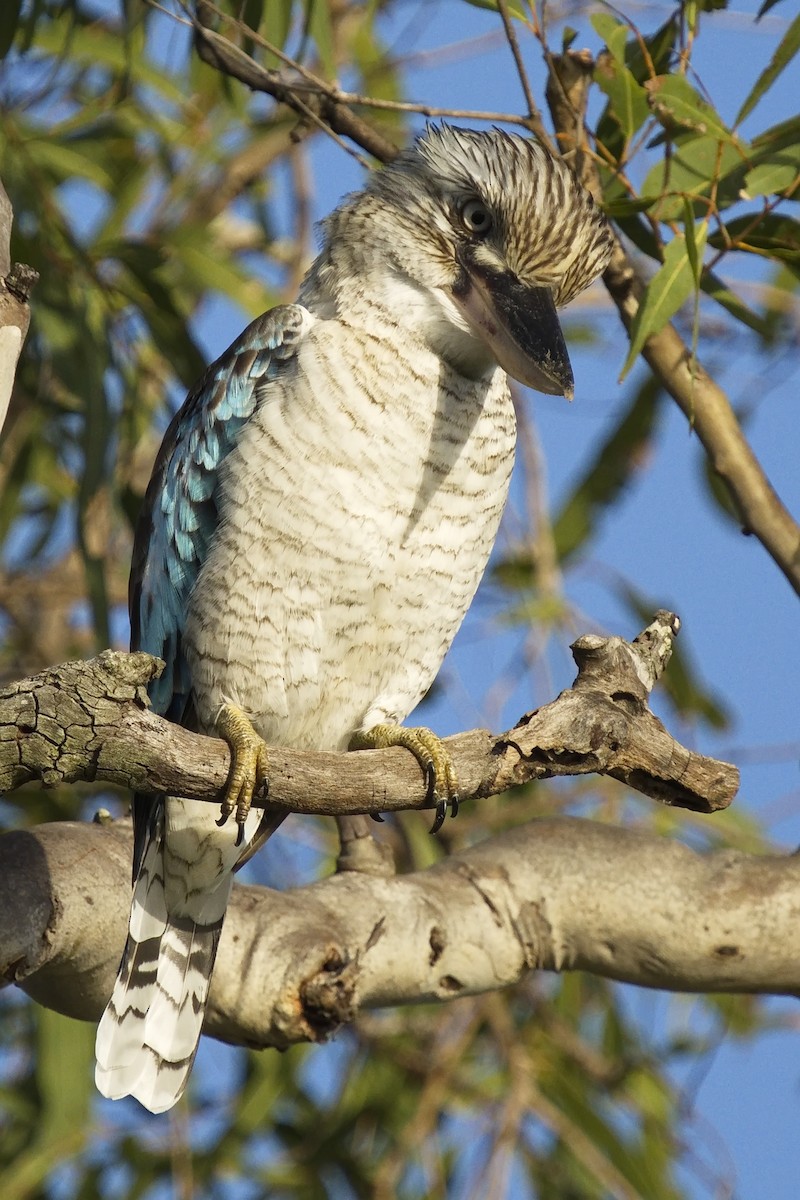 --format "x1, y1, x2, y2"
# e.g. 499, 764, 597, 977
429, 925, 445, 965
365, 916, 385, 952
714, 944, 741, 958
511, 900, 552, 970
439, 975, 462, 993
456, 863, 505, 927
